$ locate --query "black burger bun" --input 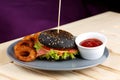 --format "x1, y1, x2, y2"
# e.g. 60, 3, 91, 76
38, 29, 76, 49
